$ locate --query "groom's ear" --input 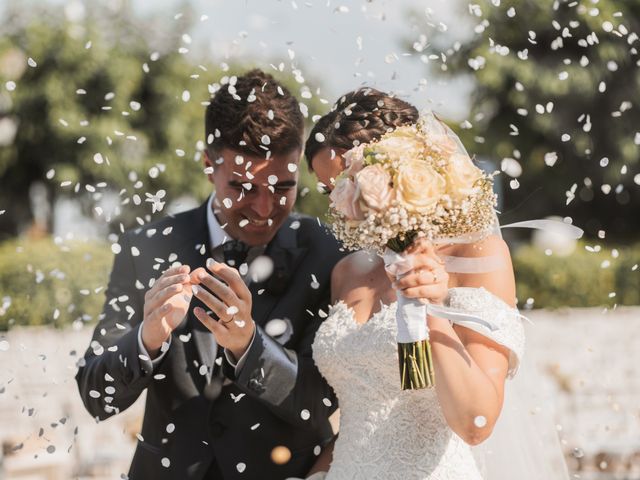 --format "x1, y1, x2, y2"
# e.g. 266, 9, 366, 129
203, 150, 215, 184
